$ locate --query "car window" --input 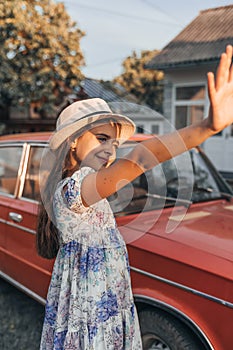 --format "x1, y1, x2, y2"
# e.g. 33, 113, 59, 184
22, 146, 44, 201
156, 149, 221, 202
0, 146, 23, 196
191, 148, 222, 201
109, 150, 193, 214
109, 146, 223, 215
